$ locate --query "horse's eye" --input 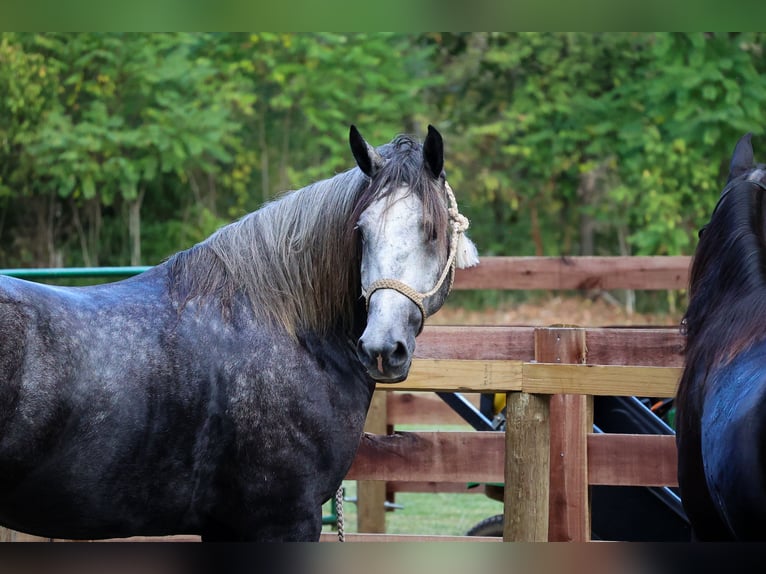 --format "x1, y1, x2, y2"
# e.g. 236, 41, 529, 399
430, 228, 438, 242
